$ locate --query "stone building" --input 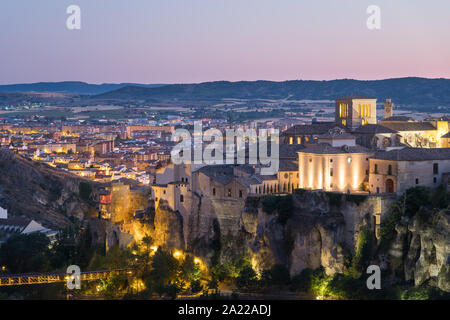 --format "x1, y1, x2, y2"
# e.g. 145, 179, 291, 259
335, 95, 377, 130
298, 144, 373, 193
369, 148, 450, 194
